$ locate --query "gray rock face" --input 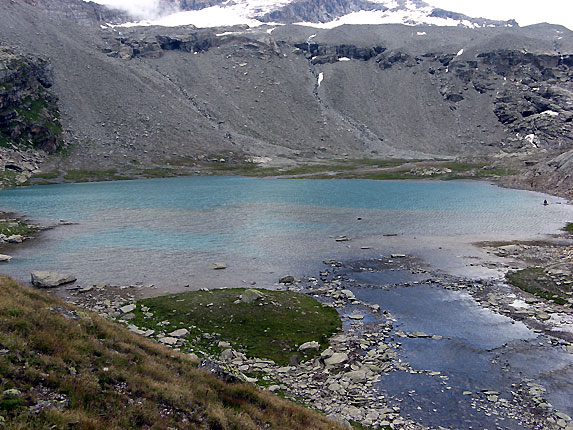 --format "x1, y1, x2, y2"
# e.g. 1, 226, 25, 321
0, 45, 62, 154
31, 271, 76, 288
